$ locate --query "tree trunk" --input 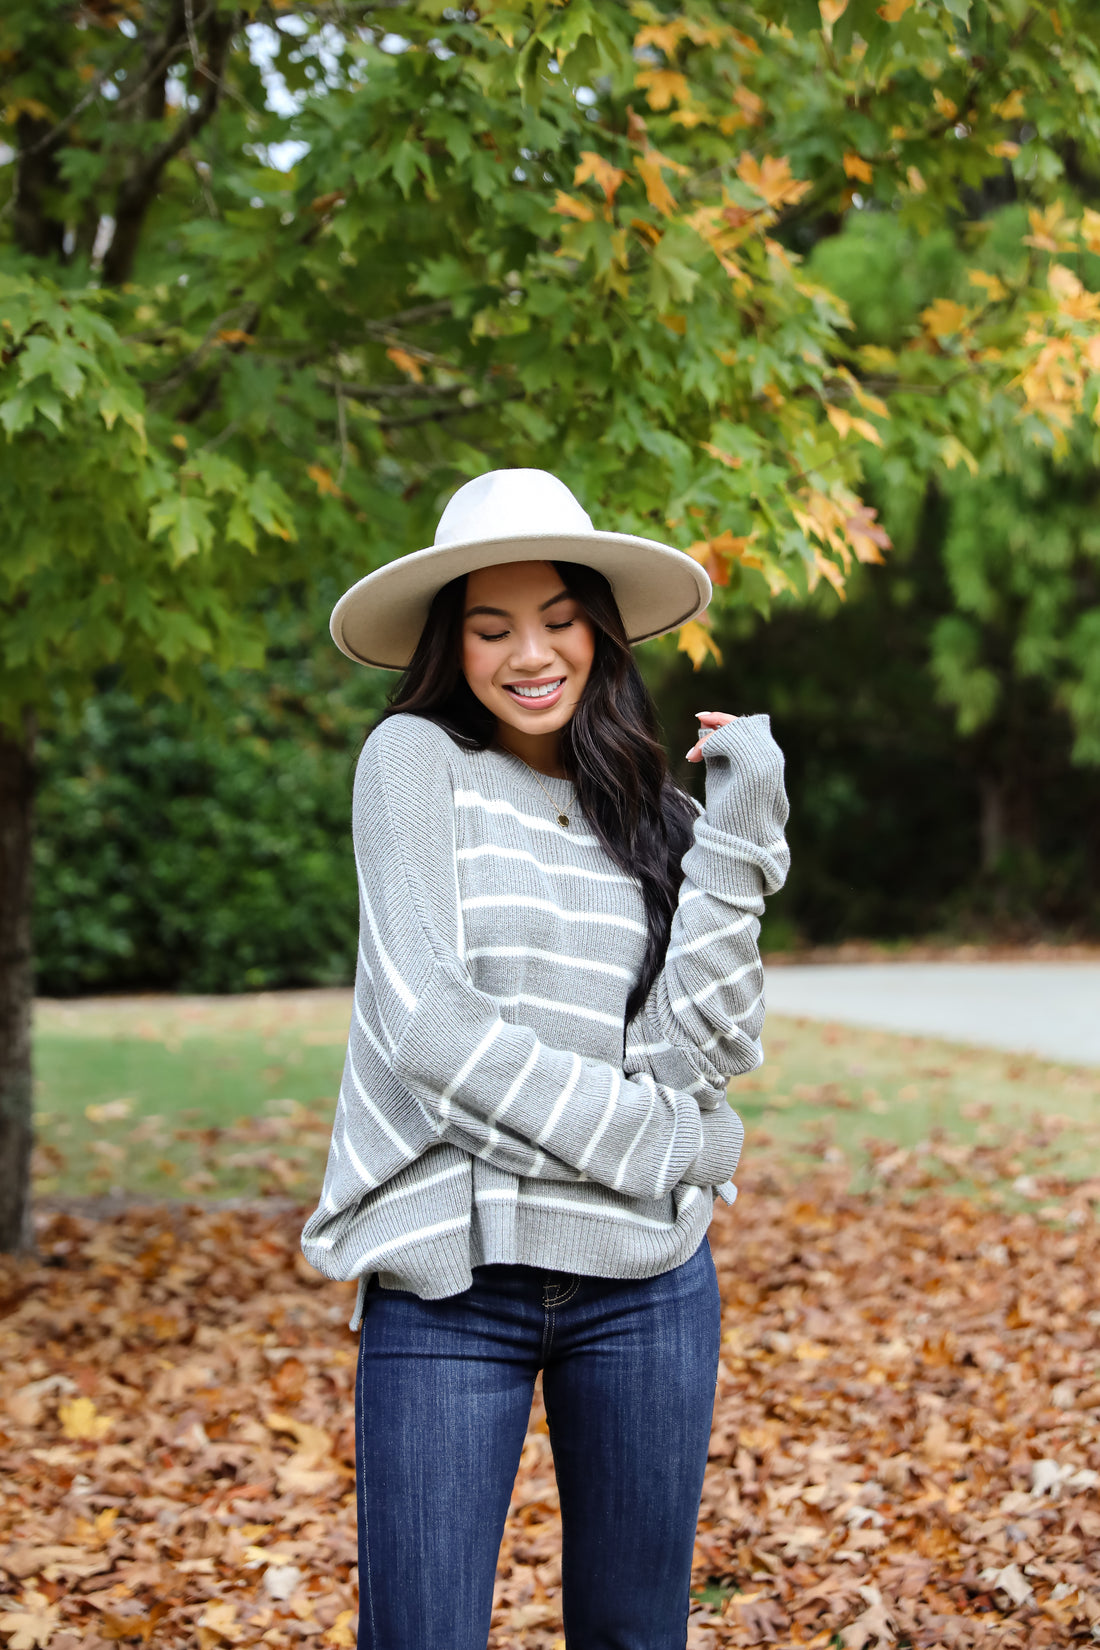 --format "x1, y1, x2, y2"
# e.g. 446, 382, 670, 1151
0, 715, 35, 1254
